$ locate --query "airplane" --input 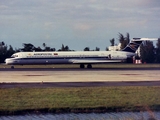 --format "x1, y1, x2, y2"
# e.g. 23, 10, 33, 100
5, 38, 157, 68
